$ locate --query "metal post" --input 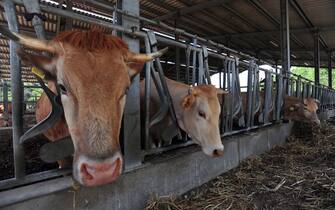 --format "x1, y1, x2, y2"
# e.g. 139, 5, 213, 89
175, 33, 180, 81
3, 82, 9, 124
328, 50, 332, 88
191, 38, 197, 85
314, 31, 320, 85
22, 0, 46, 39
64, 0, 73, 30
4, 0, 25, 178
121, 0, 142, 170
280, 0, 290, 76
